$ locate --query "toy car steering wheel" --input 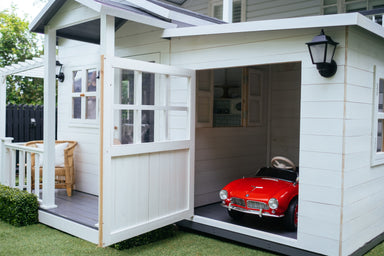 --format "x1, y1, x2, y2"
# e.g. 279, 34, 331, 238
271, 156, 296, 171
